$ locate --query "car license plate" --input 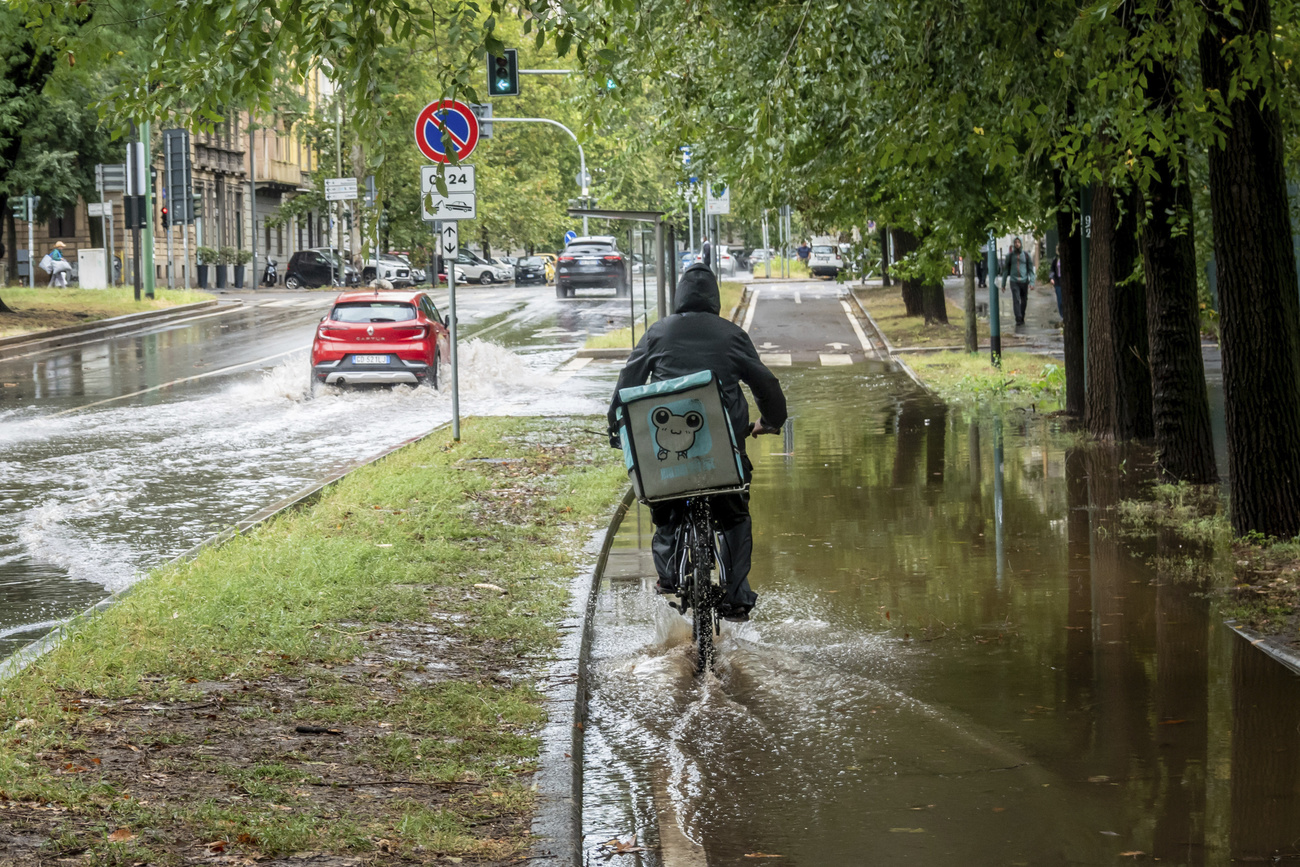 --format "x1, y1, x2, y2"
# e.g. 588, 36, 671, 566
353, 355, 389, 365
